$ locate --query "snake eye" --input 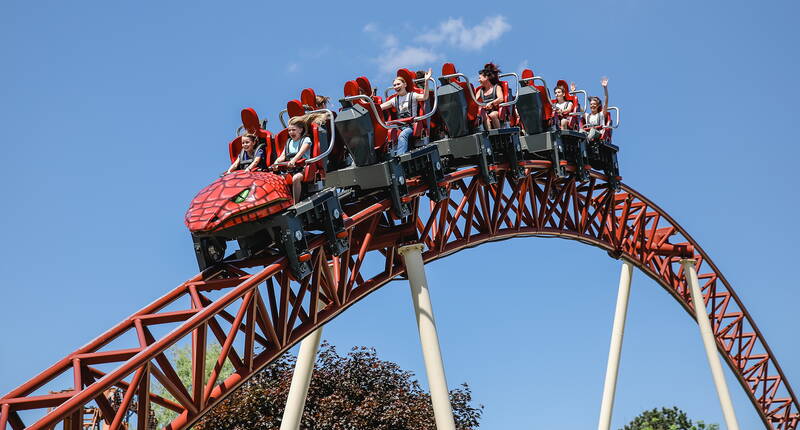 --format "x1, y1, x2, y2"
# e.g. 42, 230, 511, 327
232, 188, 250, 203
